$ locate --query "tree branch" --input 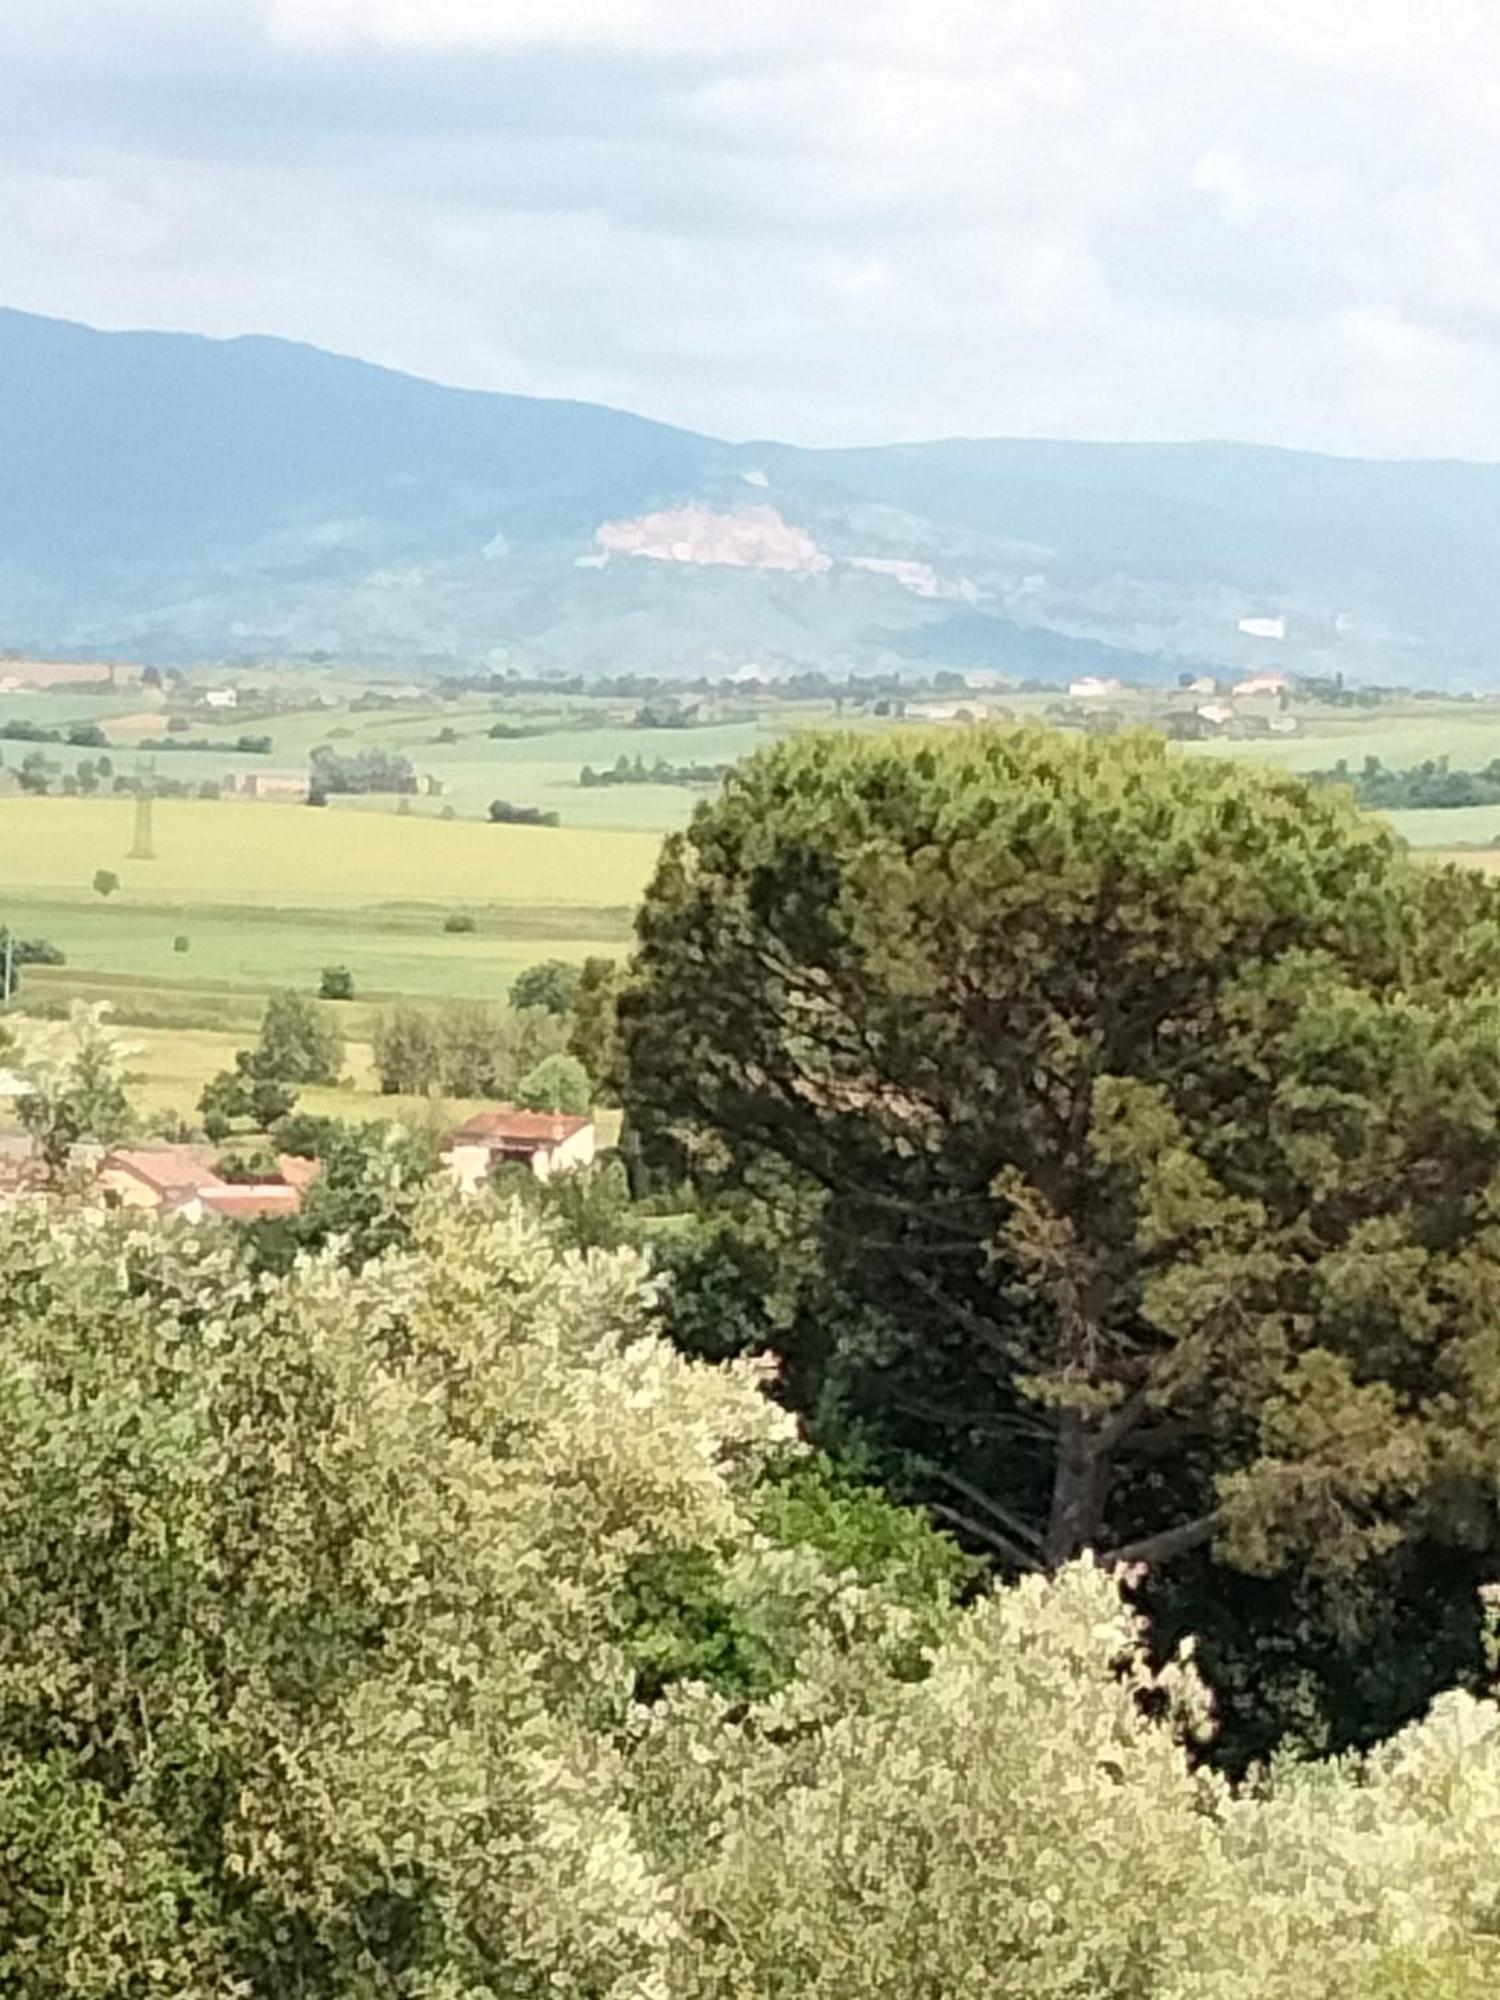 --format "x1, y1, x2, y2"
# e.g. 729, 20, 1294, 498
1102, 1511, 1224, 1569
928, 1502, 1044, 1573
928, 1466, 1045, 1552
